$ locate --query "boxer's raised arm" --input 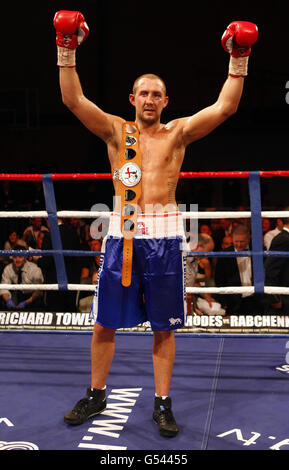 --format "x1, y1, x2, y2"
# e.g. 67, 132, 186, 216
181, 21, 258, 146
59, 67, 116, 142
54, 10, 117, 143
181, 75, 244, 145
